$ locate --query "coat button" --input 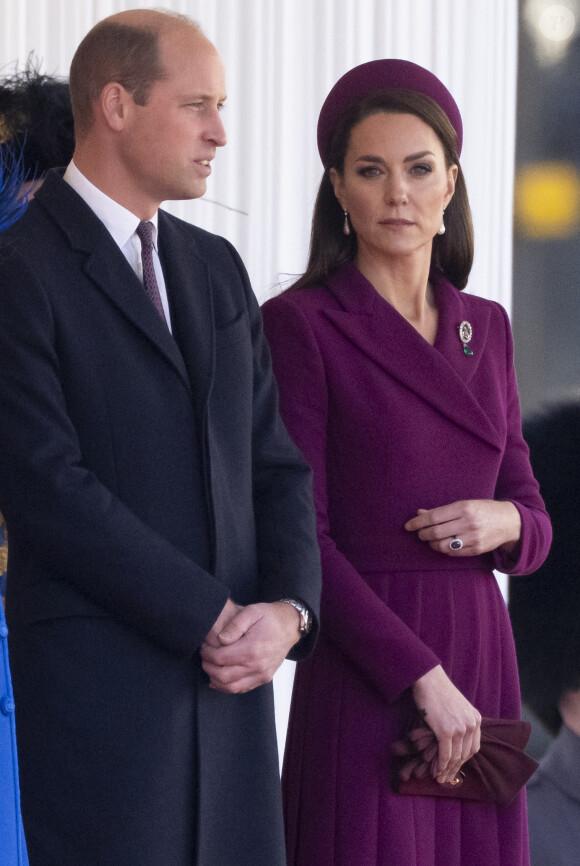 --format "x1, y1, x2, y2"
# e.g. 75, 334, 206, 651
0, 623, 8, 639
1, 695, 15, 715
